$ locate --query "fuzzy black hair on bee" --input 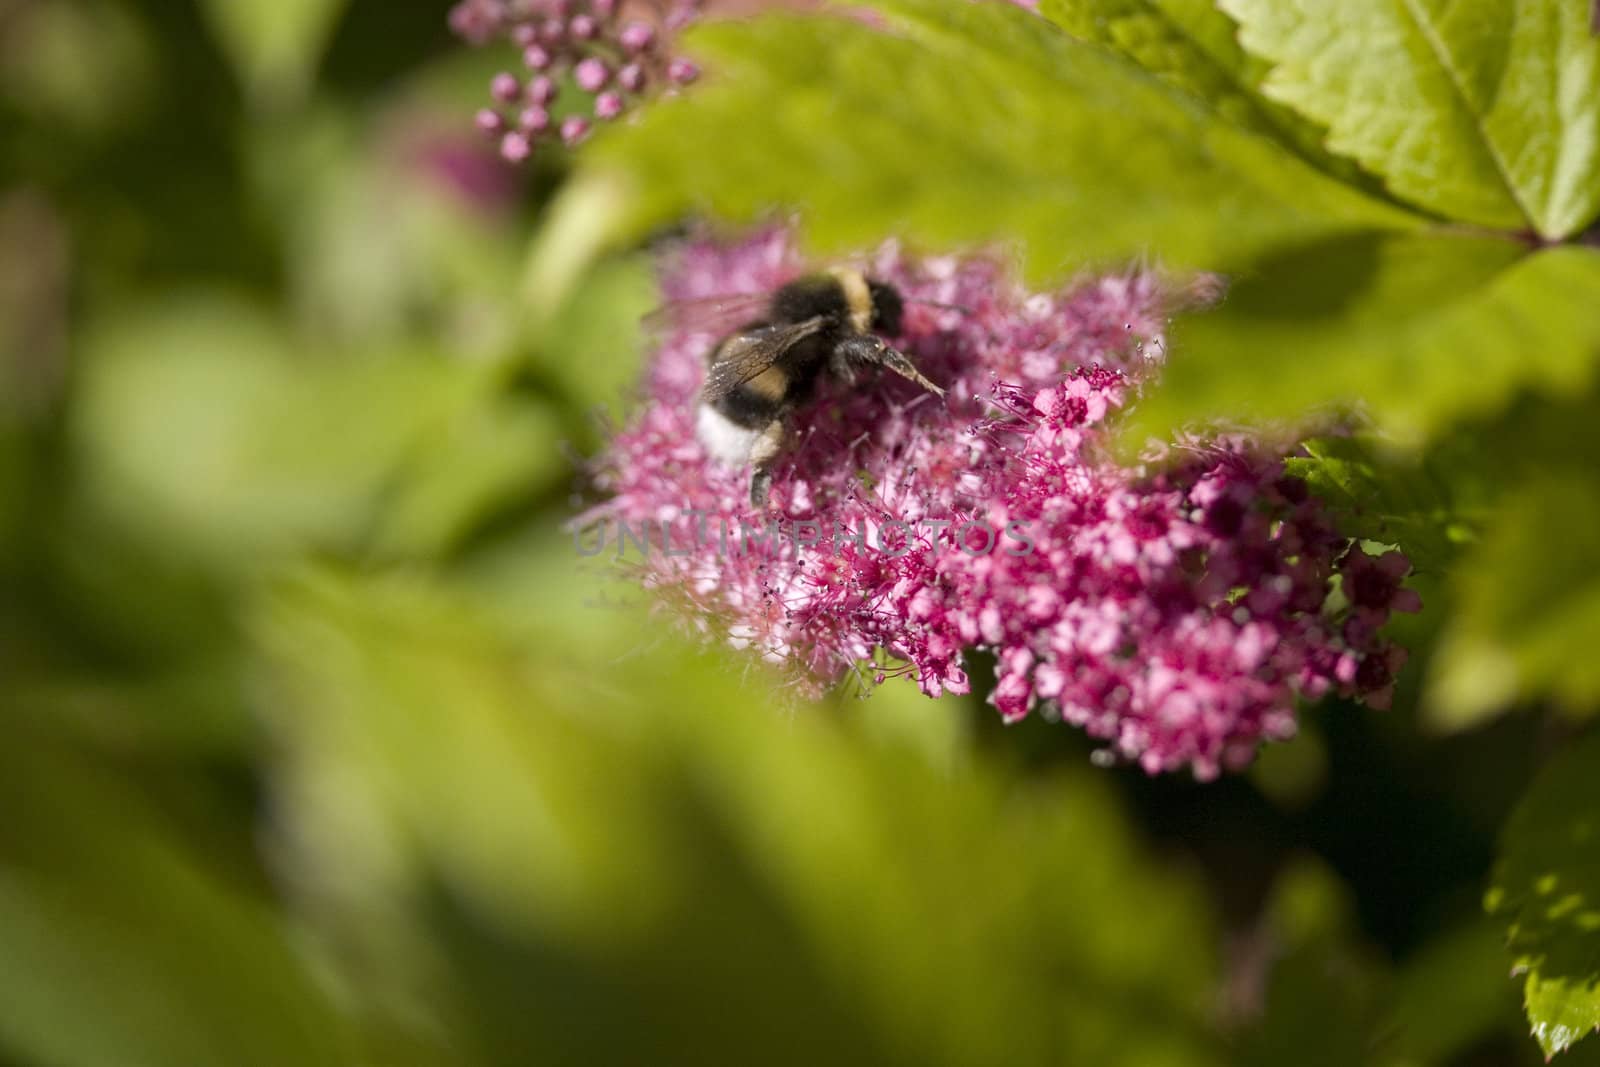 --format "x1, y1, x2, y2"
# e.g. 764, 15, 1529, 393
692, 268, 943, 508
